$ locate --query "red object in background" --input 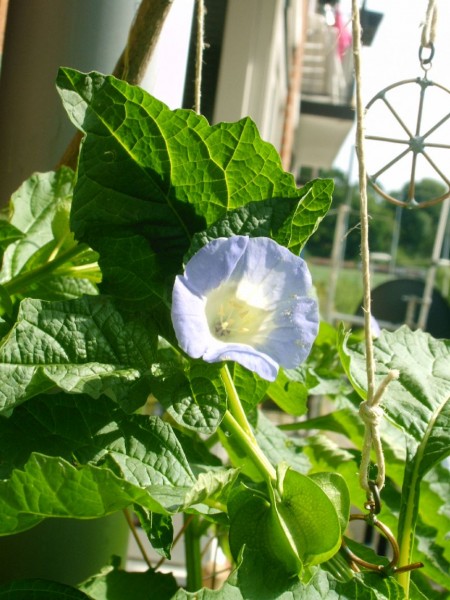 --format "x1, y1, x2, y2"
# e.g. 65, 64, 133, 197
334, 8, 352, 59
